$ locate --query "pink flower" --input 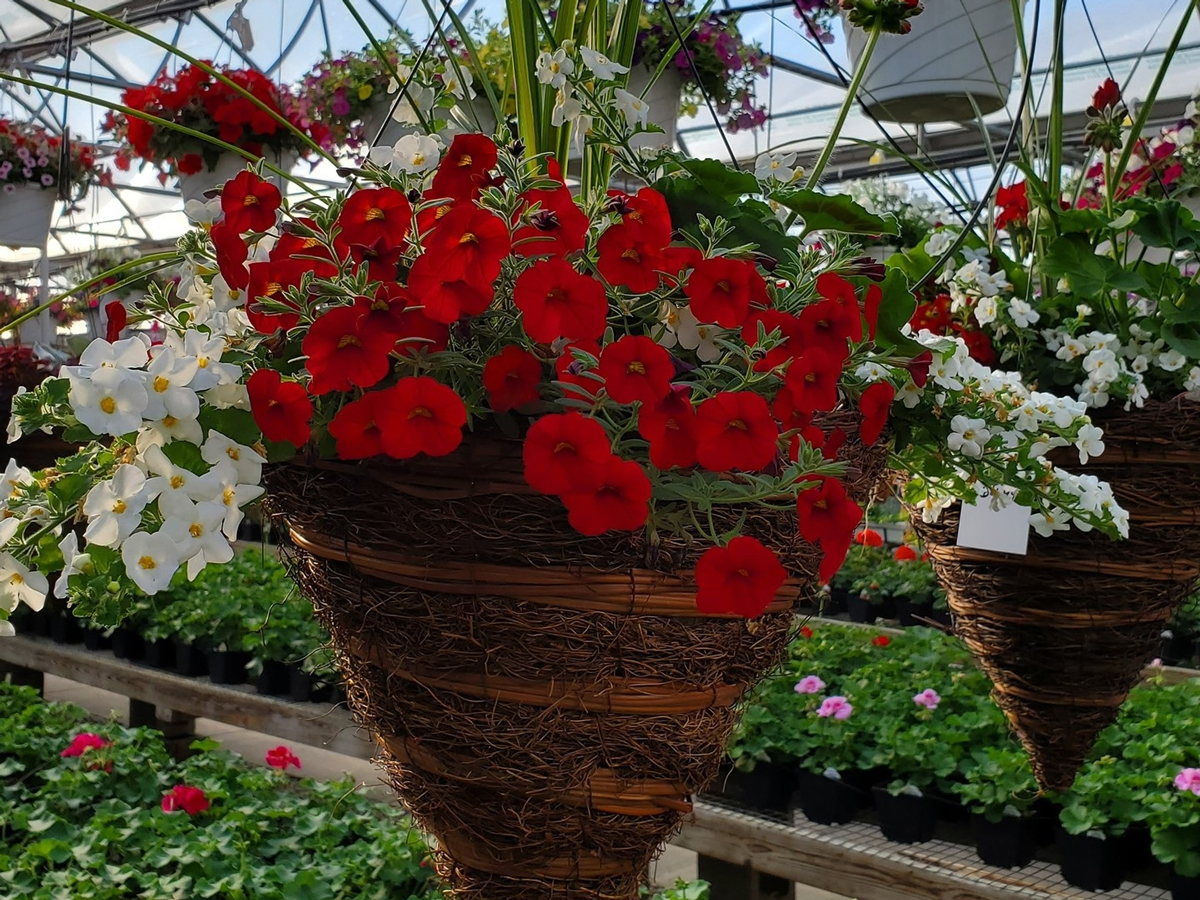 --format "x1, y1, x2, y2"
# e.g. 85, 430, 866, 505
1176, 768, 1200, 795
61, 733, 111, 758
794, 675, 826, 695
162, 785, 210, 815
817, 696, 853, 720
1150, 659, 1164, 668
265, 745, 302, 771
913, 689, 941, 710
